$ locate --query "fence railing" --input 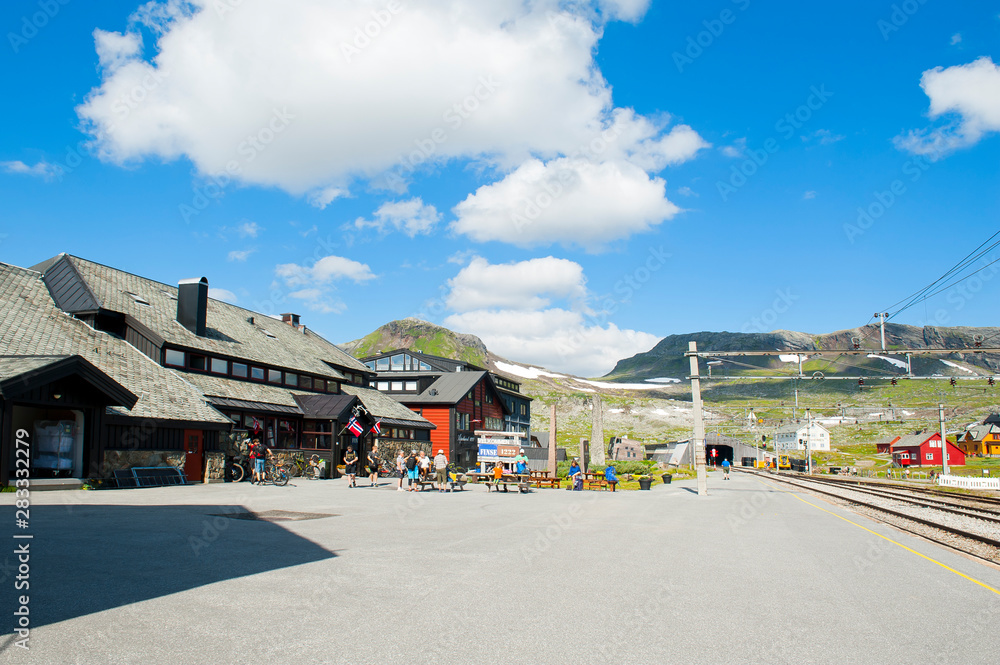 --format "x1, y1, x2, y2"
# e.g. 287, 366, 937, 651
936, 474, 1000, 490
